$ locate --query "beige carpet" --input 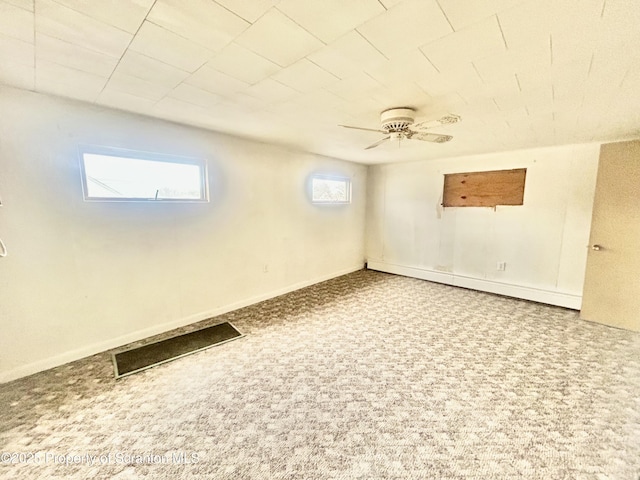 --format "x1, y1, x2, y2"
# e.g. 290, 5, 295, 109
1, 270, 639, 479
